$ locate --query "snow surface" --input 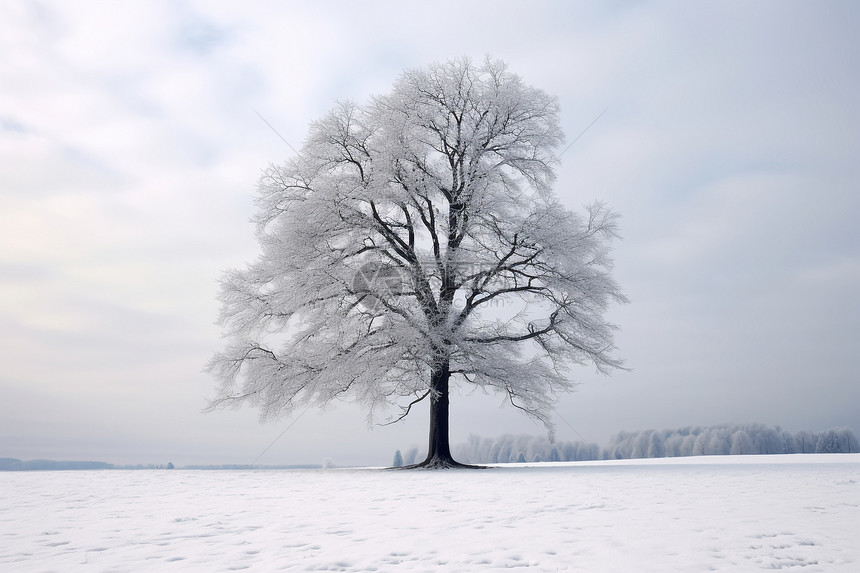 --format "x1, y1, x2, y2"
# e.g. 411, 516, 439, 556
1, 454, 857, 571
